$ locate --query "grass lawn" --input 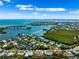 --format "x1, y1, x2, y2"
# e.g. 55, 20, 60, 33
44, 29, 79, 45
